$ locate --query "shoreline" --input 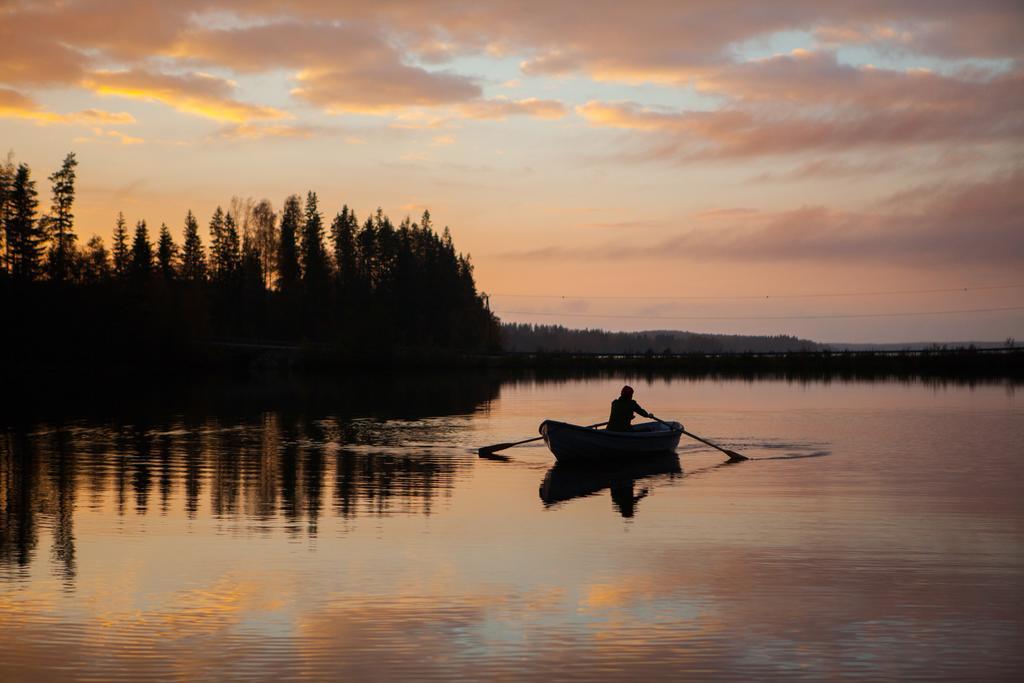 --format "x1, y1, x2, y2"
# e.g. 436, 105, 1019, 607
6, 343, 1022, 379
